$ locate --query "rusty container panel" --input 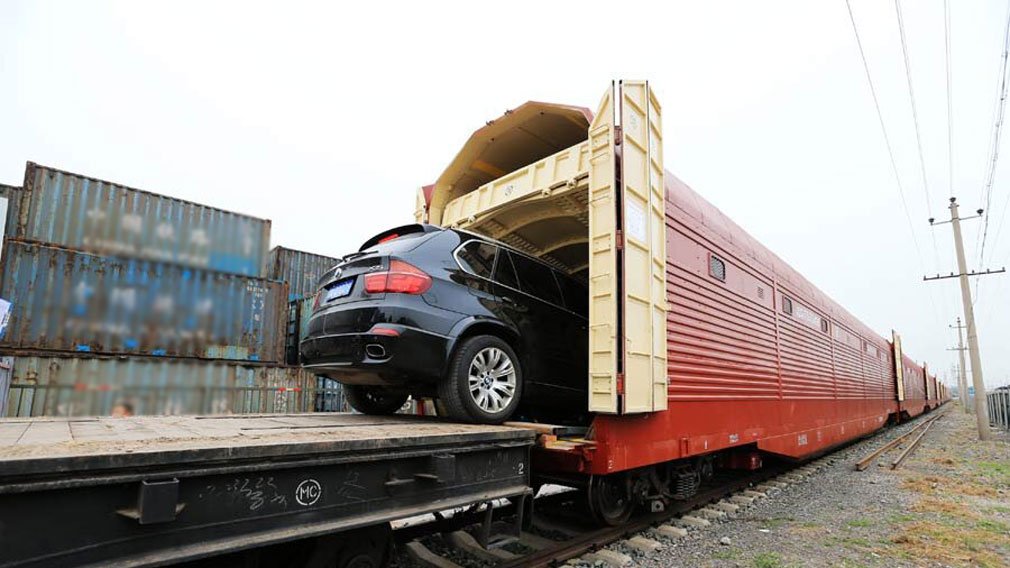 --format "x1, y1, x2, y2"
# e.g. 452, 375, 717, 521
0, 240, 286, 362
265, 246, 340, 300
283, 296, 316, 365
4, 355, 317, 417
0, 357, 11, 417
15, 163, 271, 277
